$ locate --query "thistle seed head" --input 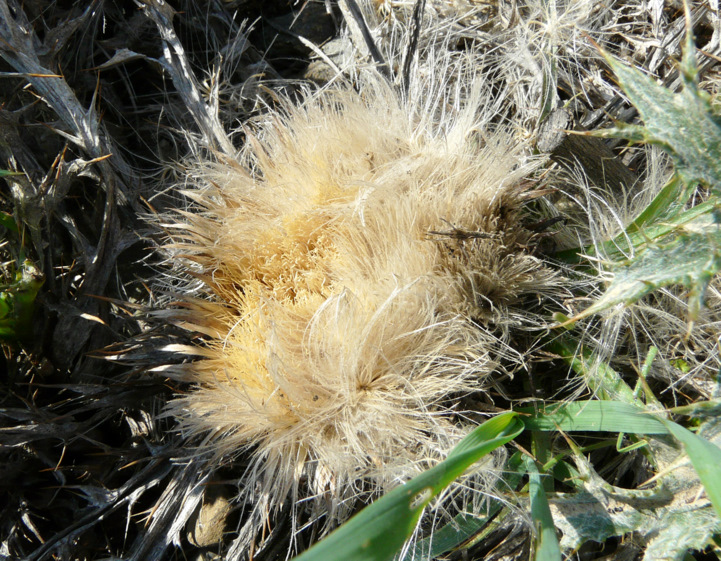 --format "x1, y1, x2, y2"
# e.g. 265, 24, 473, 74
158, 74, 561, 548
